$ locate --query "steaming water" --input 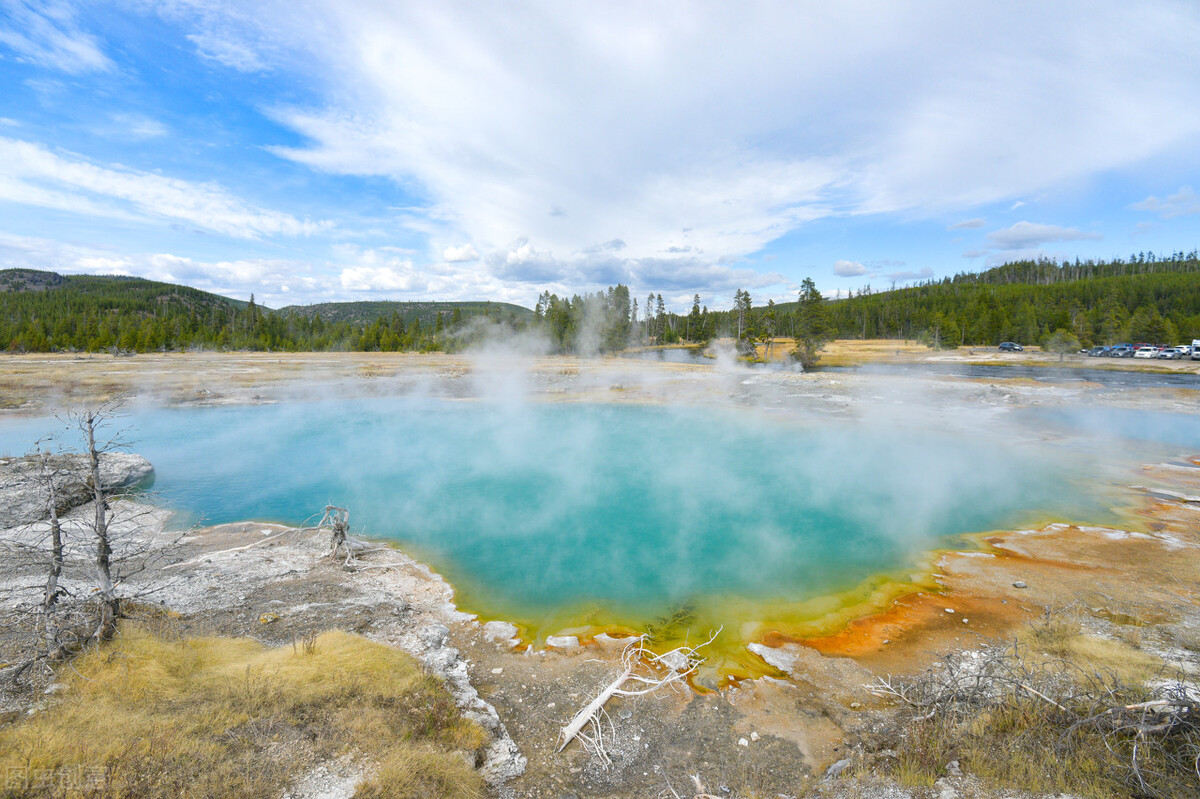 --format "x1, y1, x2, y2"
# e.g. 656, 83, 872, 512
0, 397, 1119, 655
